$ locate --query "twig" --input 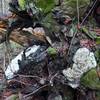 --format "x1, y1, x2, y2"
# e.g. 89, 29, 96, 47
67, 29, 78, 57
1, 41, 7, 85
66, 0, 80, 57
5, 41, 15, 73
80, 0, 98, 26
3, 42, 6, 72
23, 84, 50, 98
9, 79, 31, 85
16, 74, 42, 80
77, 0, 80, 25
92, 91, 96, 100
49, 73, 58, 86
